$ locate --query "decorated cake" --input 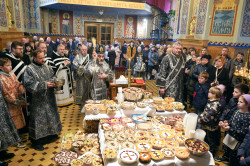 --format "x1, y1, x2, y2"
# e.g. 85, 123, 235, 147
92, 157, 103, 166
164, 97, 175, 102
150, 150, 164, 161
165, 141, 179, 149
125, 129, 136, 136
175, 135, 187, 145
121, 117, 133, 124
104, 131, 116, 141
159, 130, 175, 140
119, 148, 139, 164
54, 150, 78, 165
161, 148, 175, 158
120, 101, 136, 110
112, 124, 125, 131
108, 117, 120, 125
106, 141, 119, 150
139, 153, 151, 163
151, 138, 165, 150
137, 122, 152, 130
71, 159, 84, 166
132, 115, 148, 123
175, 147, 190, 159
136, 142, 152, 153
123, 87, 144, 101
104, 148, 118, 159
121, 141, 134, 149
137, 102, 147, 108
